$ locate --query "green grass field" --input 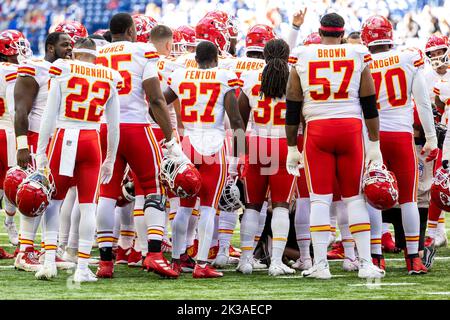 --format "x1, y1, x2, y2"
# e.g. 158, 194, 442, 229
0, 211, 449, 300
